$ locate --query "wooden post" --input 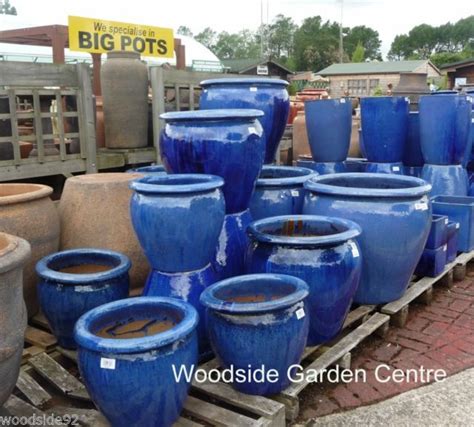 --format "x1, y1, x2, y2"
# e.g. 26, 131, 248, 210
91, 53, 102, 96
150, 67, 165, 164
